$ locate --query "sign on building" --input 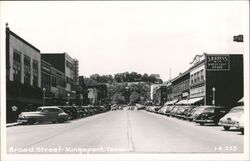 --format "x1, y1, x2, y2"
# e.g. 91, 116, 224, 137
206, 55, 230, 71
